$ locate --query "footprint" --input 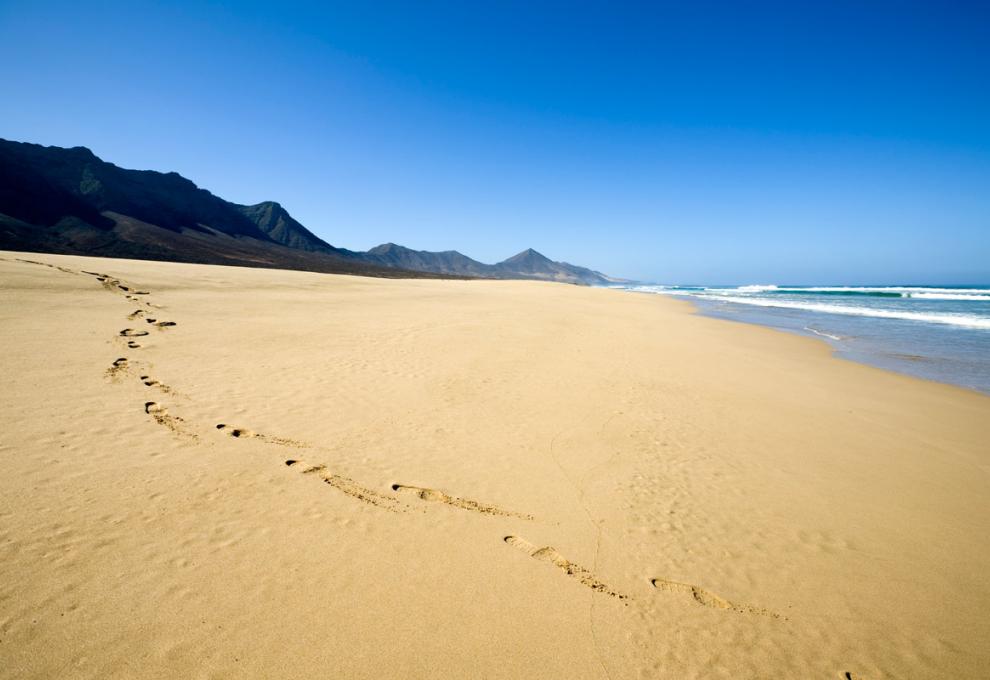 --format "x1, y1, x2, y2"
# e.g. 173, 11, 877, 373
127, 341, 142, 349
216, 423, 254, 438
105, 357, 129, 380
144, 319, 176, 328
144, 402, 195, 438
140, 375, 172, 394
285, 459, 401, 511
649, 578, 782, 618
391, 484, 533, 519
216, 424, 308, 447
96, 276, 122, 291
119, 329, 149, 337
127, 309, 146, 320
504, 535, 628, 599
